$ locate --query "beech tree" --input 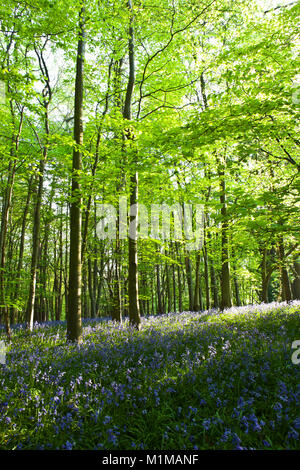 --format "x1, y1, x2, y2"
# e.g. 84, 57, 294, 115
67, 2, 85, 343
0, 0, 298, 340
